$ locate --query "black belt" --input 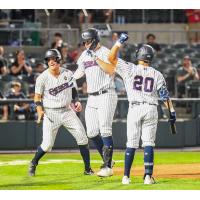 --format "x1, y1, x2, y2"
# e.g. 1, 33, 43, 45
131, 101, 156, 106
89, 90, 108, 96
45, 107, 66, 109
